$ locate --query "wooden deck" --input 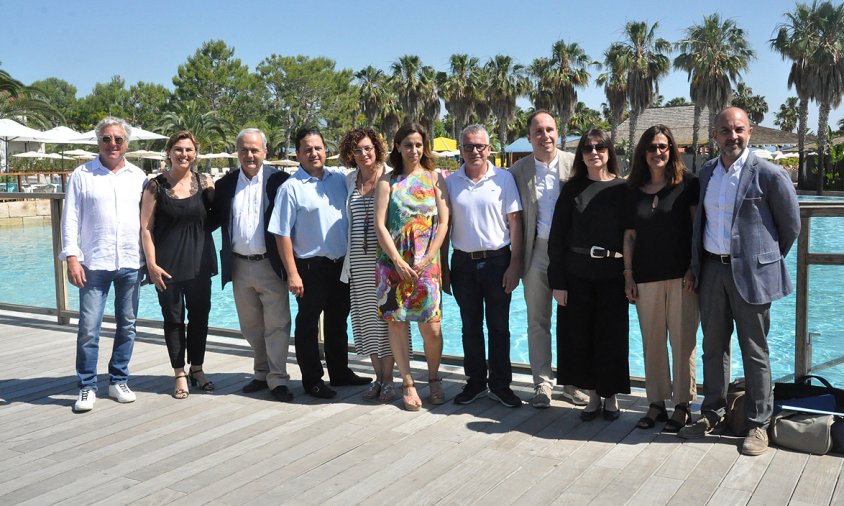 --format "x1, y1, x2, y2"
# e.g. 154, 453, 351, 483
1, 309, 842, 505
